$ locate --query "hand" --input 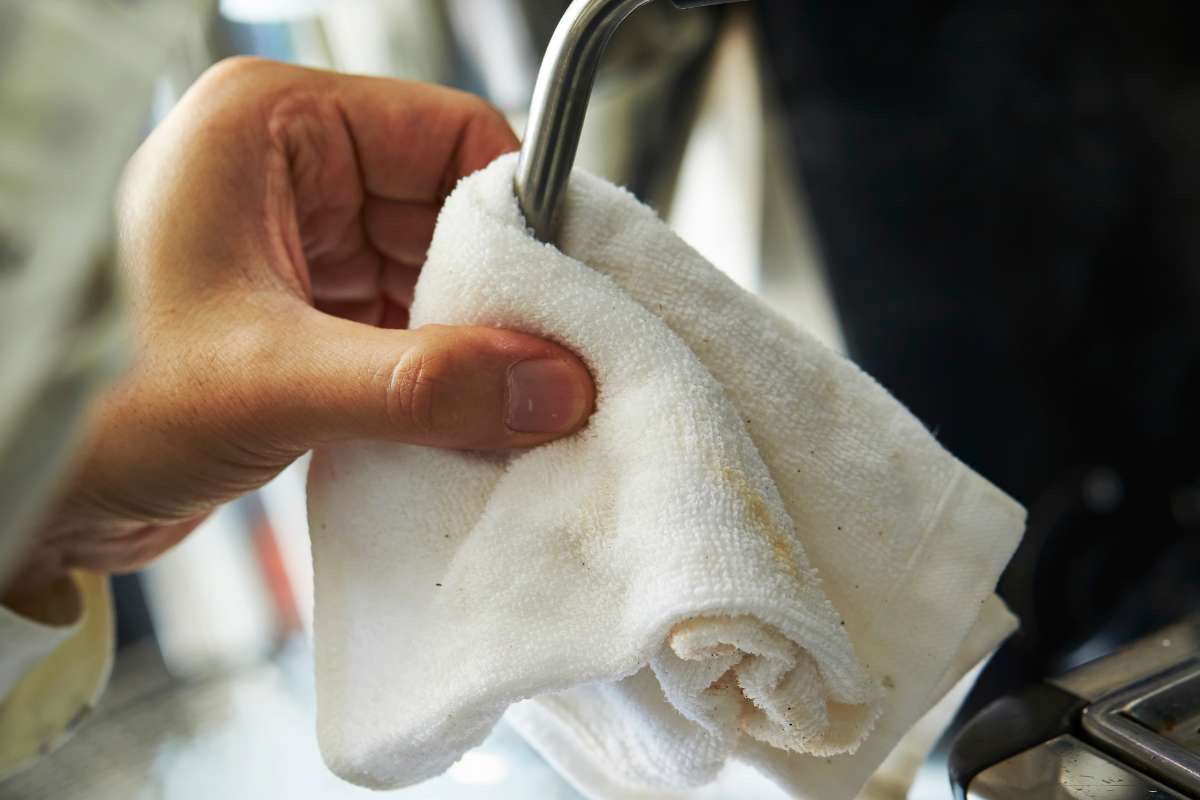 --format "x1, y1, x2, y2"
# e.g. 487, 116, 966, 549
7, 58, 594, 593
